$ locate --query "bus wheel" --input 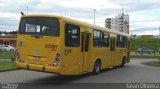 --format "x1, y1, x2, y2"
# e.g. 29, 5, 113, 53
120, 57, 126, 67
93, 60, 101, 74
